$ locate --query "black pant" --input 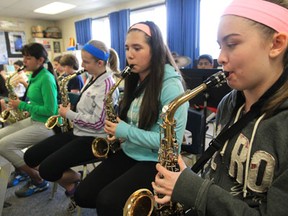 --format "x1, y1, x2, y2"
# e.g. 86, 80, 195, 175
74, 150, 157, 216
24, 131, 96, 181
